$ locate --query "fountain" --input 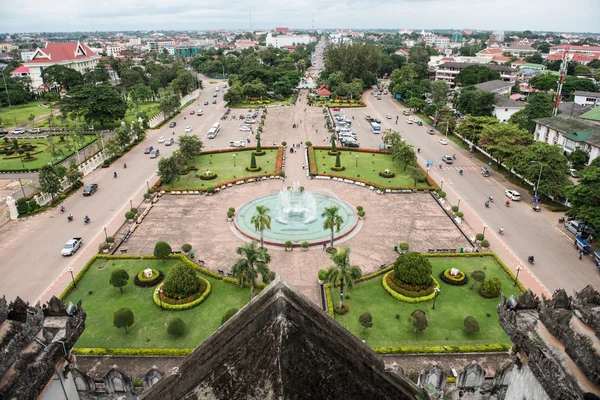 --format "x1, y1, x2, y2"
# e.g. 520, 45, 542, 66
233, 183, 360, 246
